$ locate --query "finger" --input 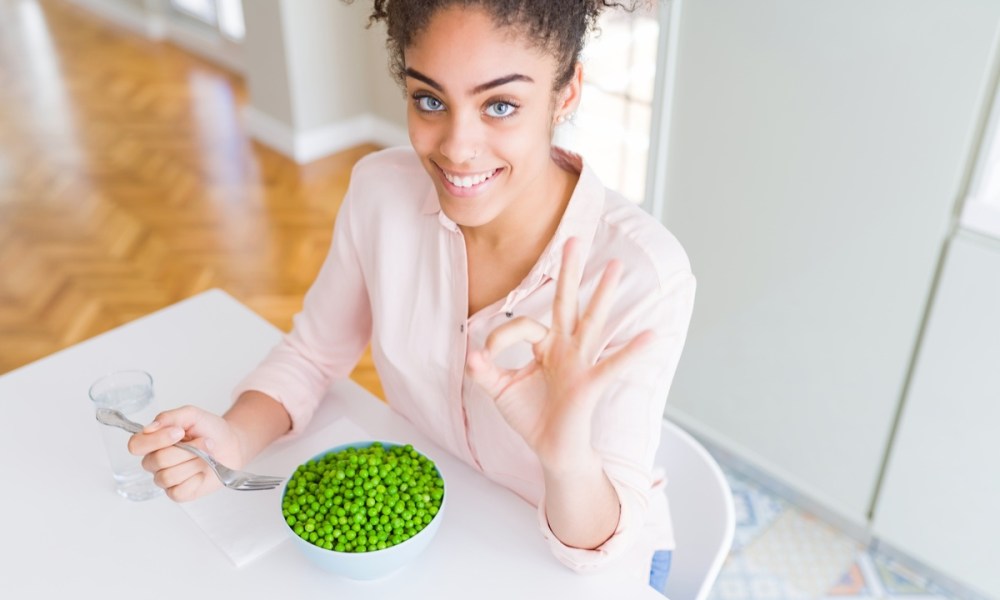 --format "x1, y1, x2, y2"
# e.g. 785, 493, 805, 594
141, 444, 189, 472
165, 471, 210, 503
128, 424, 185, 456
129, 405, 220, 456
465, 347, 509, 397
552, 237, 583, 334
152, 405, 214, 435
591, 330, 656, 388
153, 455, 206, 489
483, 316, 549, 356
577, 260, 624, 354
